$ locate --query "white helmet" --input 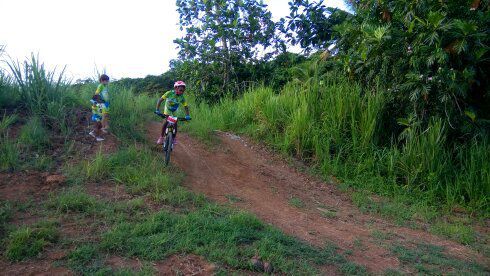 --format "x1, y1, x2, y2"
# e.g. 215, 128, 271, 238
174, 80, 186, 87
